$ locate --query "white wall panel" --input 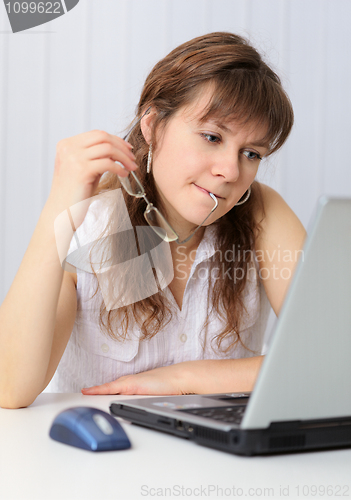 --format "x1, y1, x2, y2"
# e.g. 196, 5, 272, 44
169, 0, 211, 47
89, 0, 130, 134
246, 0, 289, 199
127, 0, 172, 123
45, 2, 91, 175
0, 0, 351, 305
208, 0, 248, 34
282, 0, 328, 223
323, 0, 351, 197
2, 27, 47, 296
0, 11, 9, 300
